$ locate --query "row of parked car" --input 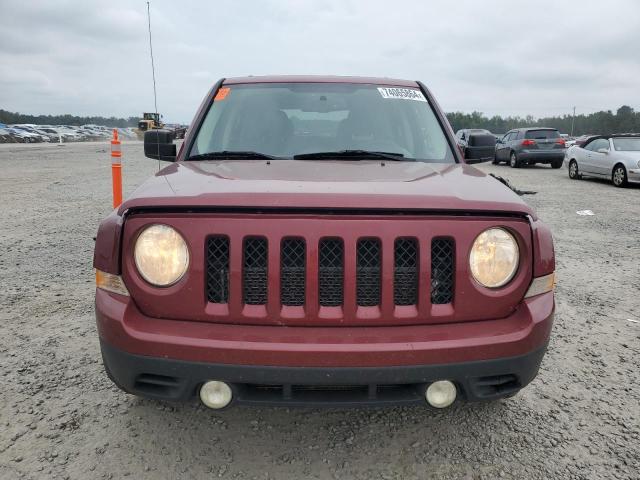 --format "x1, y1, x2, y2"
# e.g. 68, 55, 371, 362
455, 128, 640, 187
0, 123, 138, 143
